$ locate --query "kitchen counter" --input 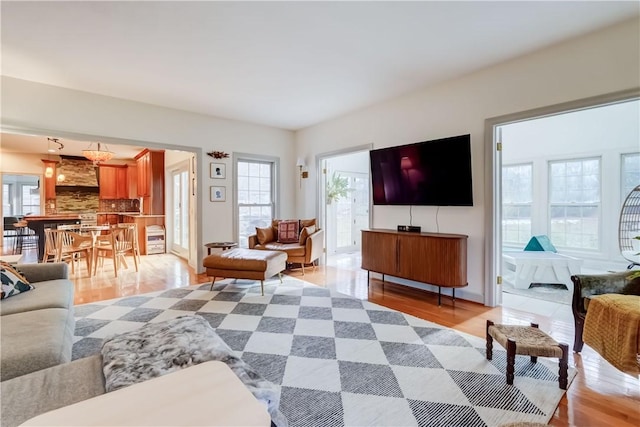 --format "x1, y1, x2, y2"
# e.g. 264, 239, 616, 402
95, 211, 140, 215
24, 214, 81, 220
23, 216, 82, 261
121, 215, 166, 255
96, 212, 164, 218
